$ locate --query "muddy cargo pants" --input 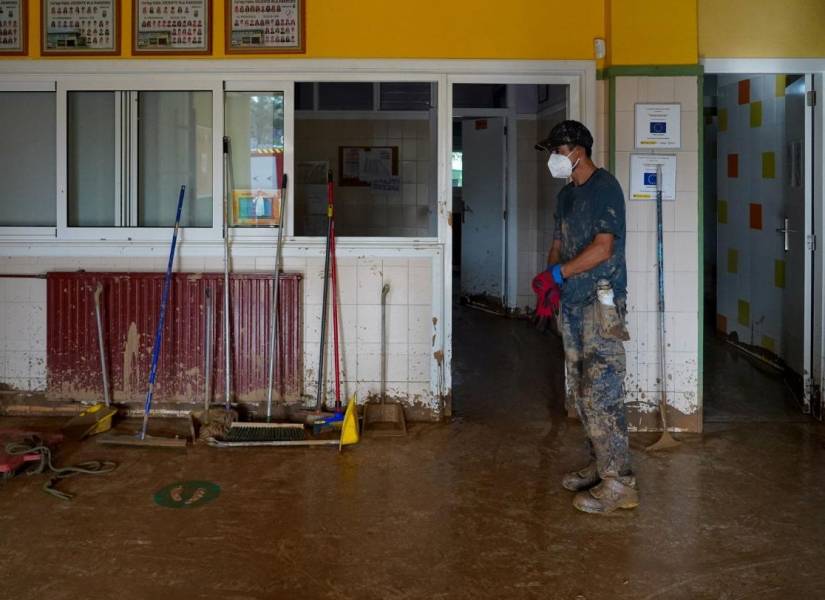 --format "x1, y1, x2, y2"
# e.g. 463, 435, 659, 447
559, 300, 632, 479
